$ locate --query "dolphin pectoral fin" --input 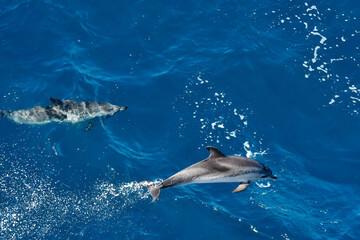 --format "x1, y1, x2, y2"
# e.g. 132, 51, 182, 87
85, 121, 95, 131
232, 183, 250, 193
49, 97, 63, 106
206, 146, 226, 158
